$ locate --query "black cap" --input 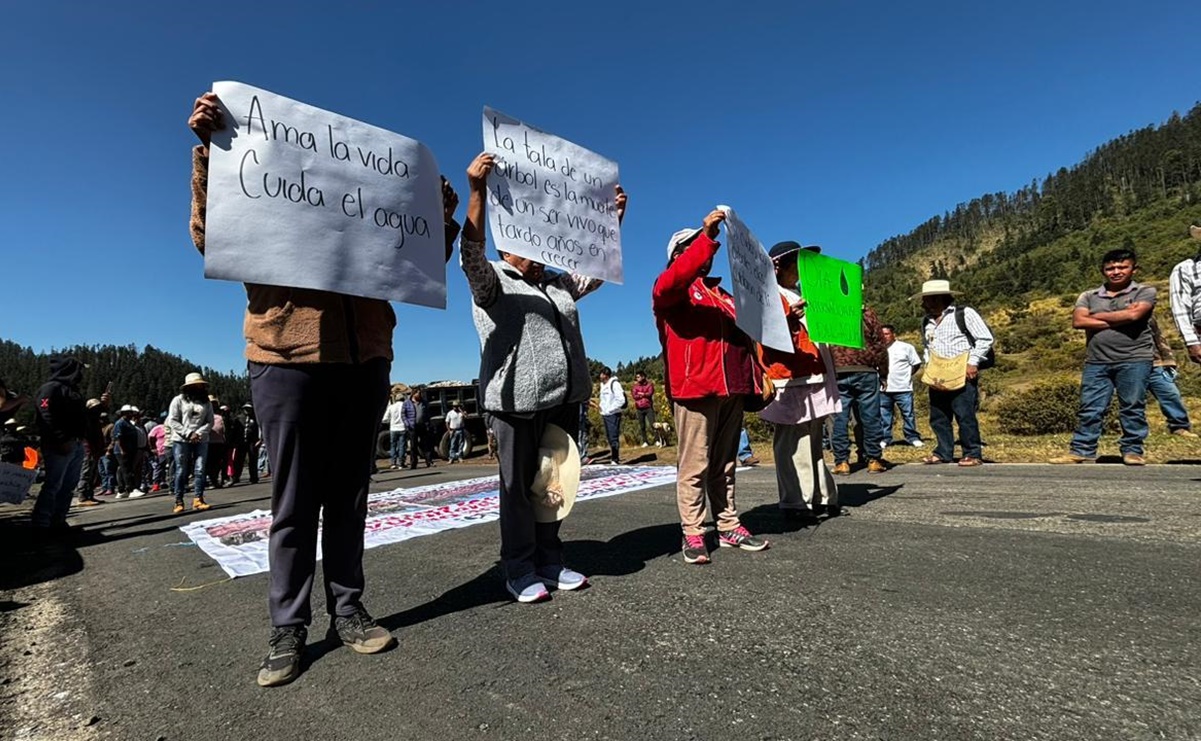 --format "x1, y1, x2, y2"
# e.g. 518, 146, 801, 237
768, 241, 822, 261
